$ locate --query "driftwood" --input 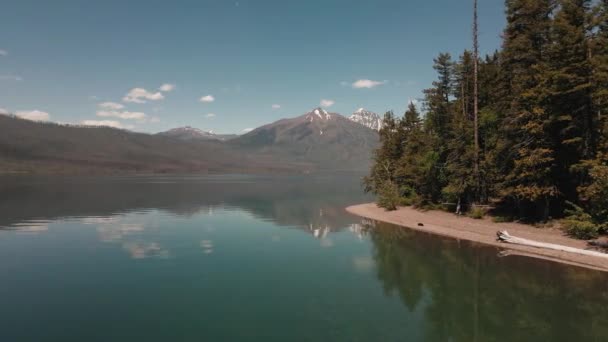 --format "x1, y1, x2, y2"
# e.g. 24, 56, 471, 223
589, 240, 608, 249
496, 231, 608, 260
